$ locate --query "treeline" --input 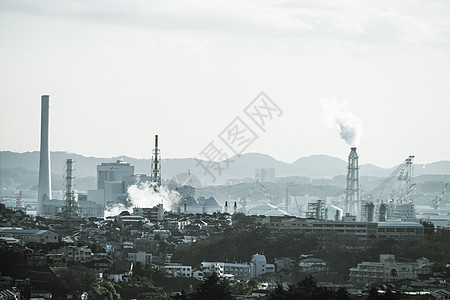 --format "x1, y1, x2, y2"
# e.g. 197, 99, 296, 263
175, 274, 352, 300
